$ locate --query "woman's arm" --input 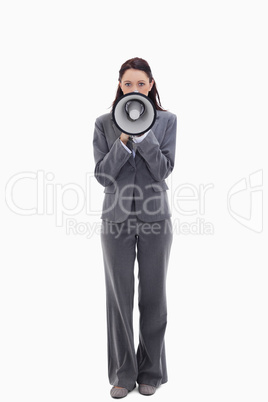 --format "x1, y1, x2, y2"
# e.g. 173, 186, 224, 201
93, 118, 132, 187
137, 114, 177, 182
